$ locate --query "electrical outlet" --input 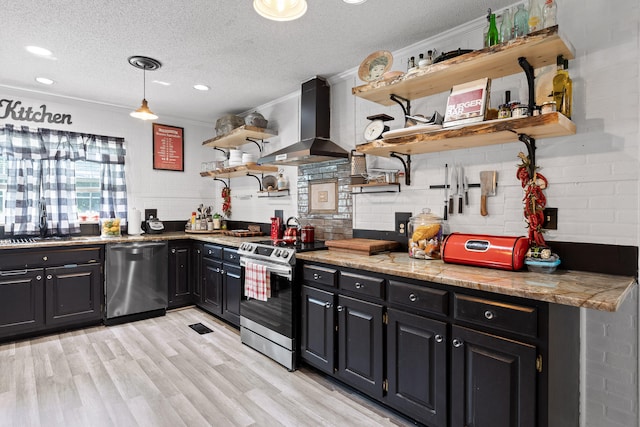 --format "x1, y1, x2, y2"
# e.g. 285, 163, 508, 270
543, 207, 558, 230
395, 212, 412, 235
144, 209, 157, 220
